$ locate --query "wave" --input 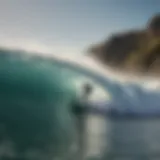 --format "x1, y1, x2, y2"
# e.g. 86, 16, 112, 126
1, 47, 160, 115
0, 48, 79, 159
1, 47, 160, 159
